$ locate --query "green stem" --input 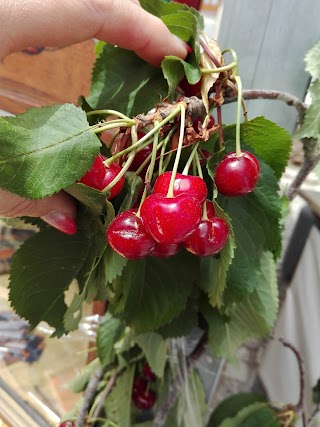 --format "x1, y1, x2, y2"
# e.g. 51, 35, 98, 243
86, 109, 134, 122
201, 61, 237, 74
167, 105, 185, 197
182, 142, 200, 175
221, 48, 239, 75
161, 151, 173, 174
92, 120, 134, 134
134, 139, 165, 177
158, 126, 177, 174
147, 122, 160, 183
104, 106, 181, 166
235, 75, 243, 157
